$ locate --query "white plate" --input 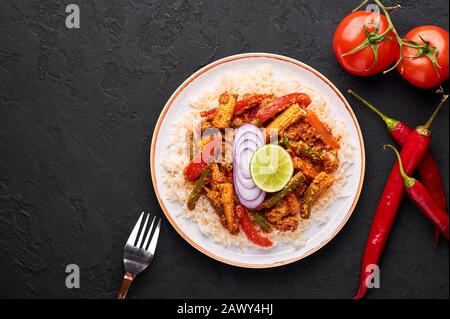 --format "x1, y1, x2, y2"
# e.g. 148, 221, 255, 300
150, 53, 365, 268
